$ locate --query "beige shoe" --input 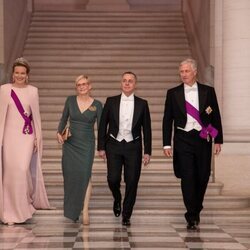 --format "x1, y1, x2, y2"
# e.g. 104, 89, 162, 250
83, 215, 89, 225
